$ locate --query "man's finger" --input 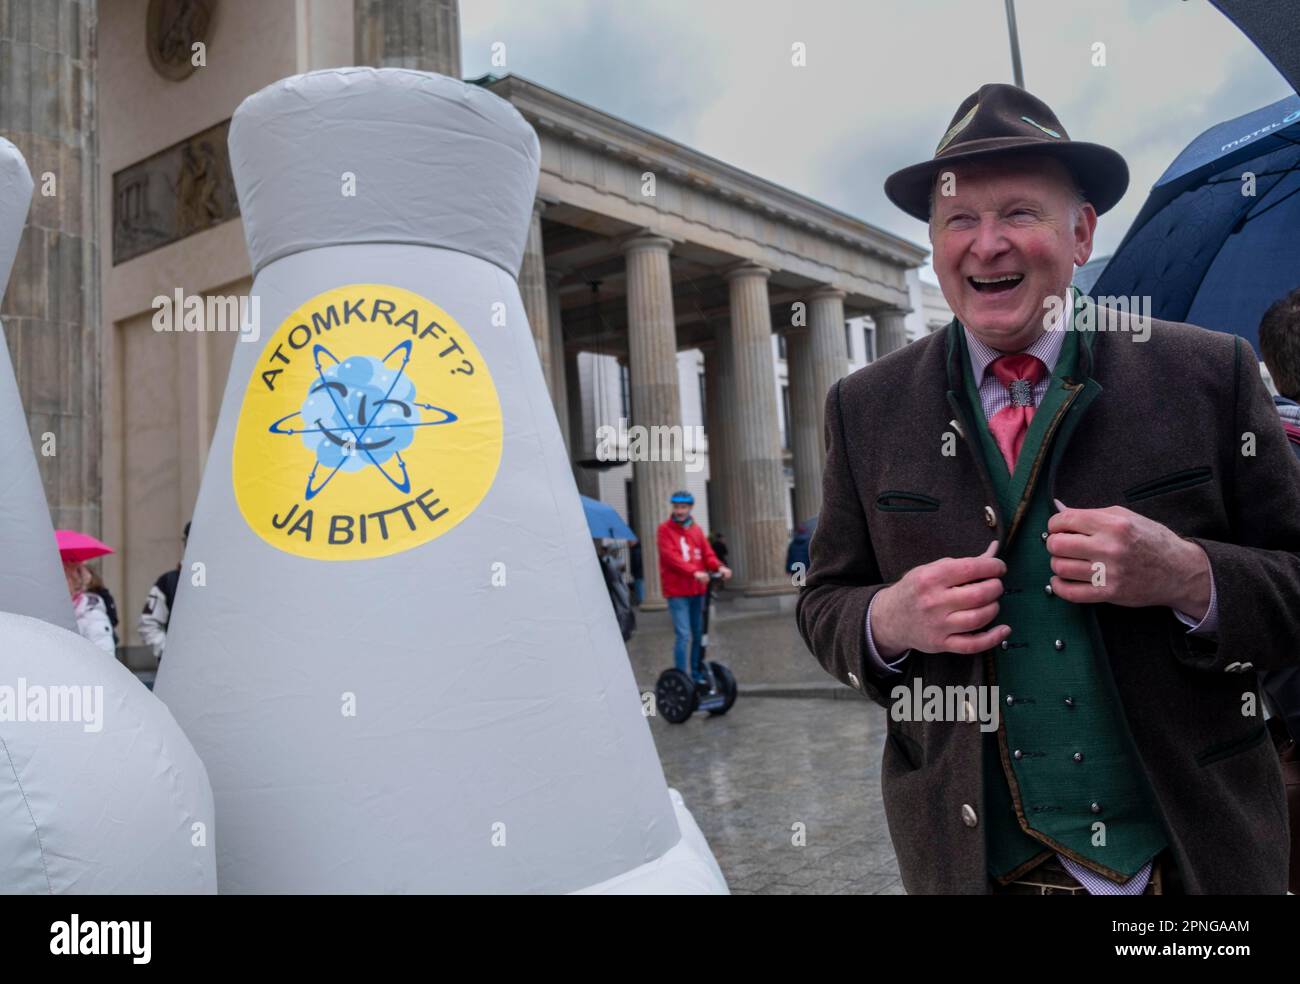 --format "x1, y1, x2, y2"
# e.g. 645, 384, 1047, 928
980, 539, 999, 558
1049, 557, 1094, 582
1050, 575, 1104, 604
944, 578, 1004, 611
944, 601, 1000, 634
944, 623, 1011, 655
1047, 507, 1107, 536
1045, 531, 1094, 560
939, 554, 1006, 587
